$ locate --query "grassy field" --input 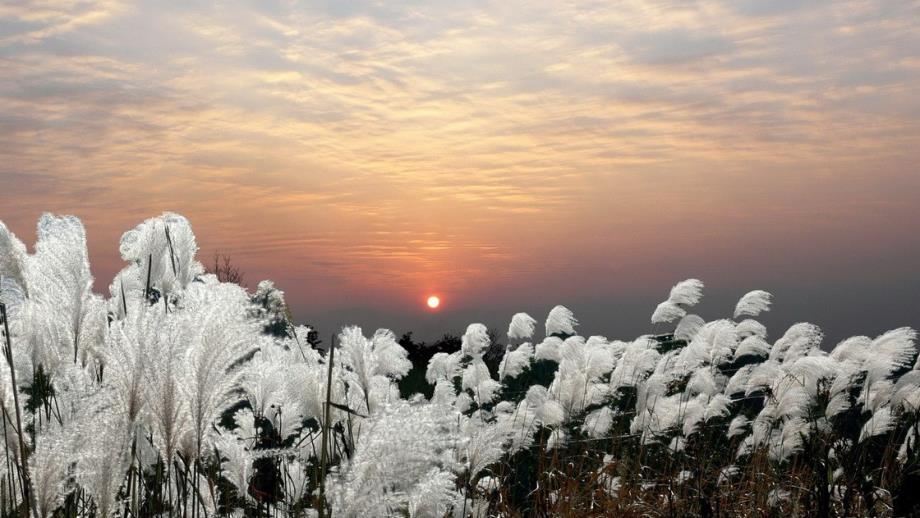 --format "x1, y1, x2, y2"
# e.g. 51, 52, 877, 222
1, 213, 918, 517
